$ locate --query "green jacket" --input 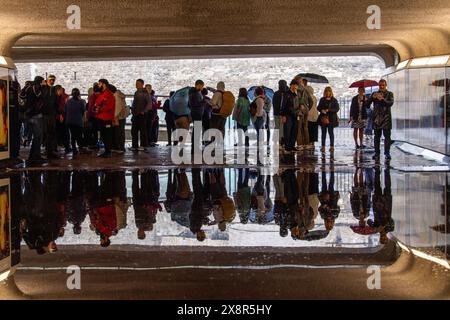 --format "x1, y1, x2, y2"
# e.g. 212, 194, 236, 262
233, 97, 251, 126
